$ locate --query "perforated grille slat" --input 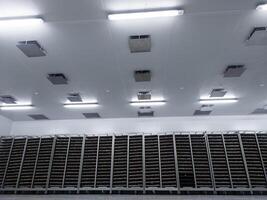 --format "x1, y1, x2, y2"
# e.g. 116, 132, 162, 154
113, 136, 127, 188
18, 138, 40, 188
208, 134, 231, 188
33, 138, 53, 188
0, 138, 13, 188
224, 134, 249, 188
